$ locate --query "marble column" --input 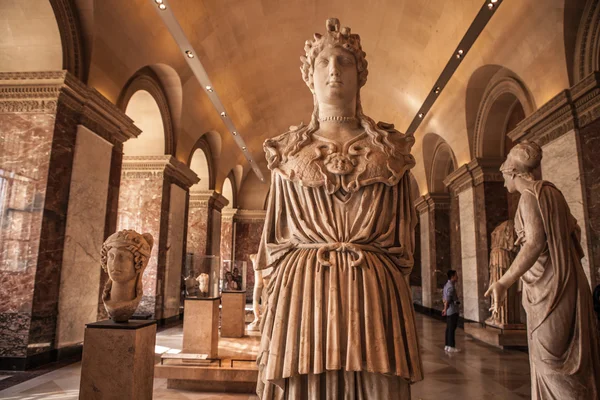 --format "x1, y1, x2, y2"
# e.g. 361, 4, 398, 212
220, 208, 238, 268
0, 71, 139, 370
117, 156, 198, 322
233, 210, 266, 303
415, 194, 451, 311
445, 159, 508, 322
186, 190, 228, 279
